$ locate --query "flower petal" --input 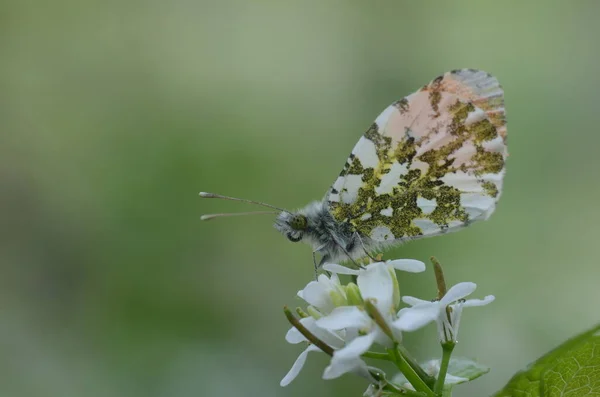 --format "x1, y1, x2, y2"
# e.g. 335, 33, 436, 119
311, 326, 346, 350
463, 295, 495, 307
358, 262, 393, 311
285, 317, 317, 343
322, 263, 359, 275
402, 295, 430, 307
285, 326, 305, 344
280, 344, 321, 386
316, 306, 370, 330
394, 303, 439, 331
440, 282, 477, 305
372, 326, 396, 348
288, 316, 345, 348
387, 259, 426, 273
329, 272, 341, 286
300, 280, 334, 313
334, 332, 376, 361
323, 356, 366, 379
